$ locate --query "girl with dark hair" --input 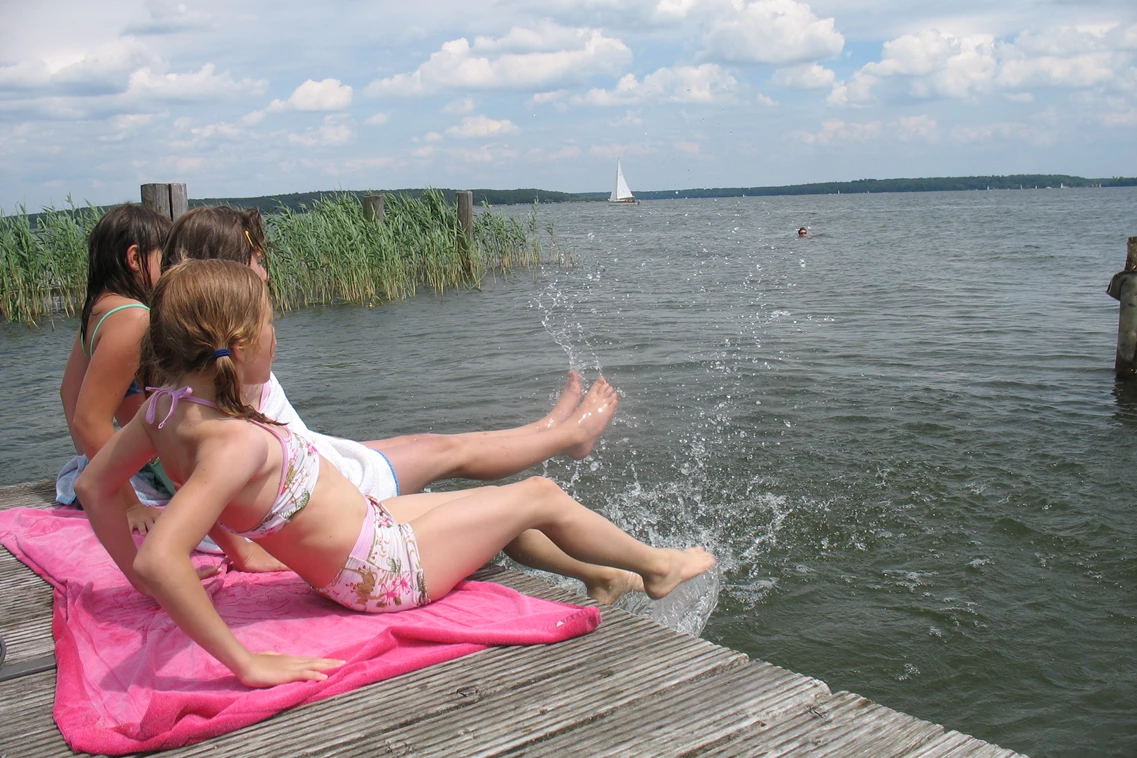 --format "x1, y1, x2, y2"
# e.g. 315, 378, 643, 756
59, 204, 172, 534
